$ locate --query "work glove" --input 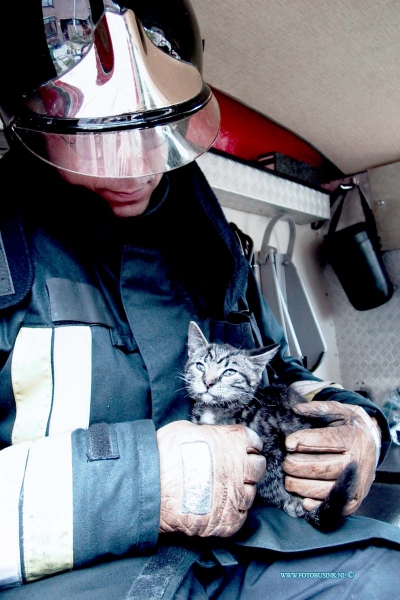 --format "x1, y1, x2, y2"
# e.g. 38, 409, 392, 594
157, 420, 266, 537
283, 400, 381, 515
